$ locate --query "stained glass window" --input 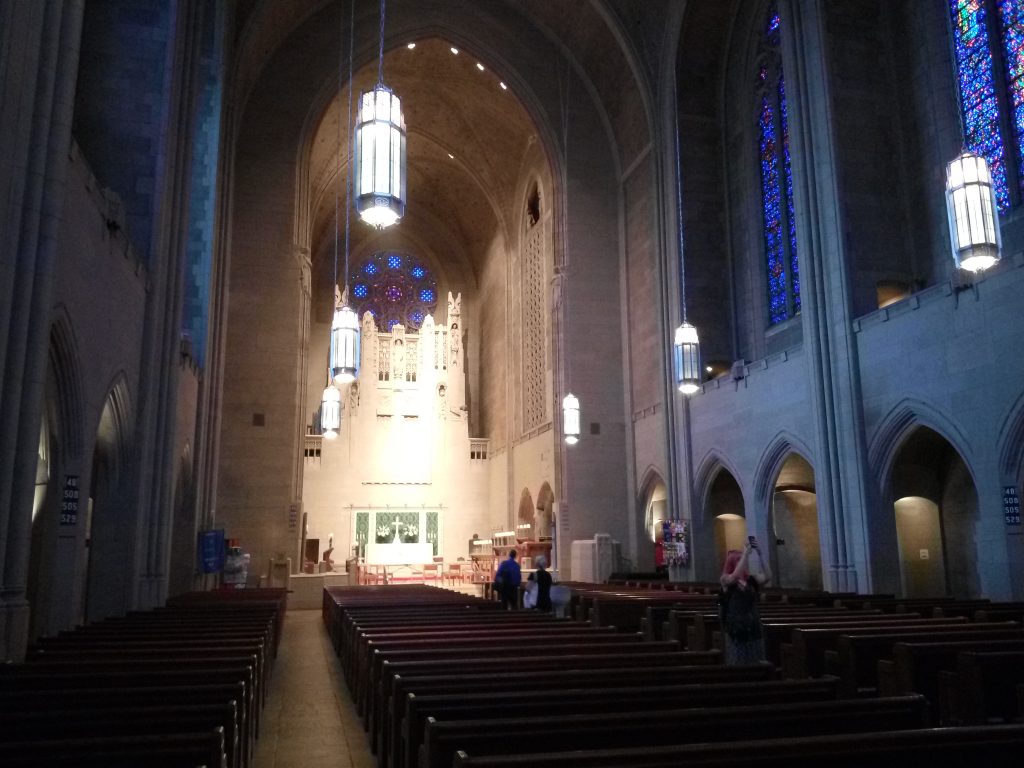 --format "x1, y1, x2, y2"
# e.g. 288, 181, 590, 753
950, 0, 1011, 210
757, 1, 800, 325
998, 1, 1024, 199
349, 252, 439, 331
